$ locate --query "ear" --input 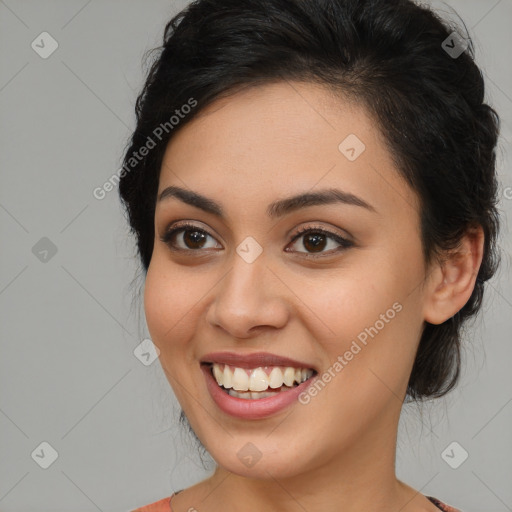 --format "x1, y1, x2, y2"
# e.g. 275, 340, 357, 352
423, 225, 485, 325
